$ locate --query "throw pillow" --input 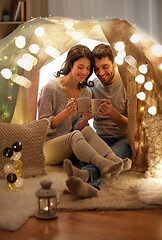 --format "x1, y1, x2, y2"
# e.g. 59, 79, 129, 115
0, 118, 49, 178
